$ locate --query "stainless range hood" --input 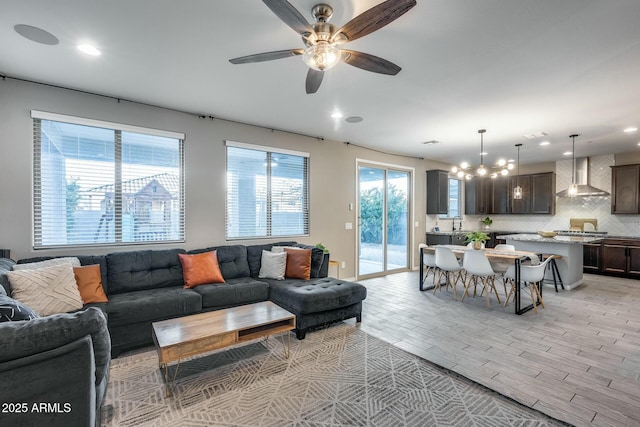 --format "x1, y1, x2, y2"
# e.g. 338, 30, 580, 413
556, 157, 610, 197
